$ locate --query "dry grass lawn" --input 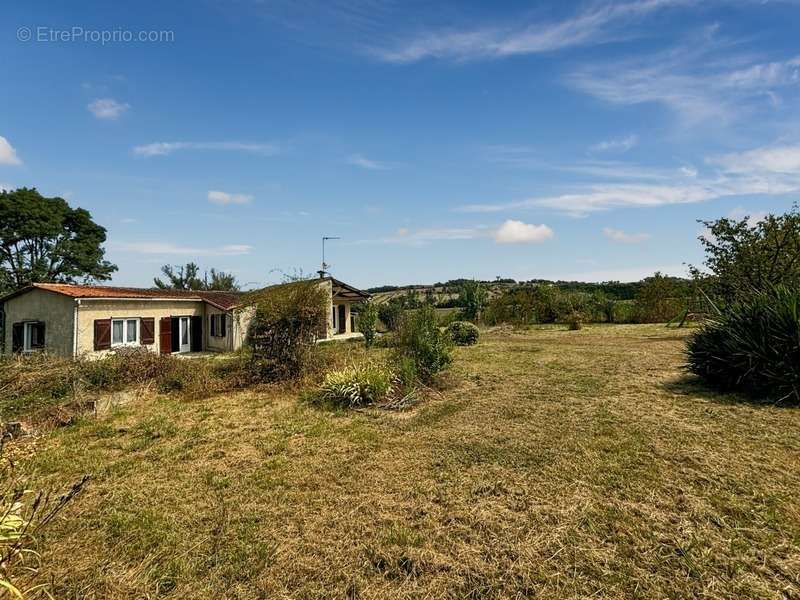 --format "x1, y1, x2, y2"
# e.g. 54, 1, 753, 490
7, 325, 800, 598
